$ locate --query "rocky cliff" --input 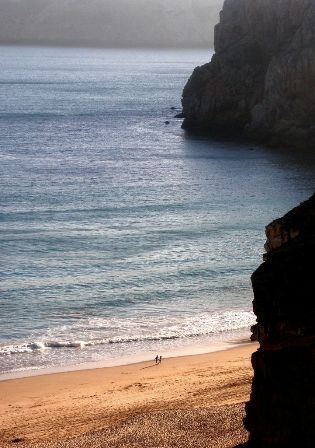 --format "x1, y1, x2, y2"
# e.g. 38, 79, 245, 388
182, 0, 315, 149
239, 194, 315, 447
